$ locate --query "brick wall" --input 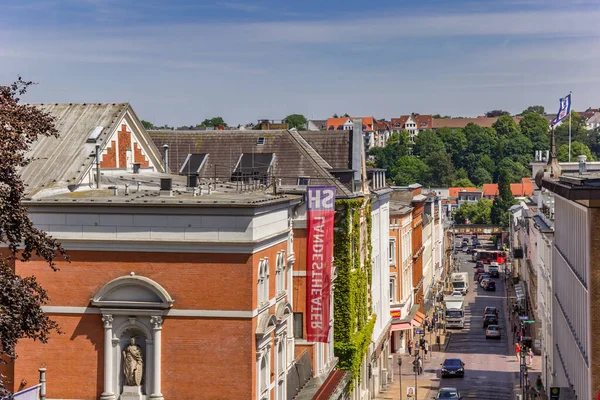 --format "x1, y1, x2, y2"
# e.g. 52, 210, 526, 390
100, 140, 117, 168
118, 125, 131, 168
